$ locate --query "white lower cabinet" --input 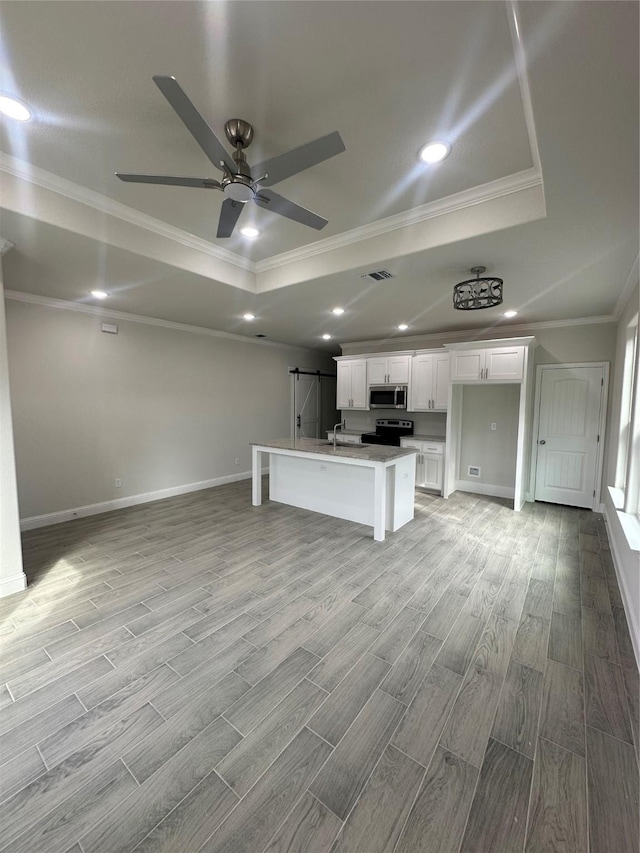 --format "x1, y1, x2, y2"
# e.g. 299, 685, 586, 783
400, 438, 444, 492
